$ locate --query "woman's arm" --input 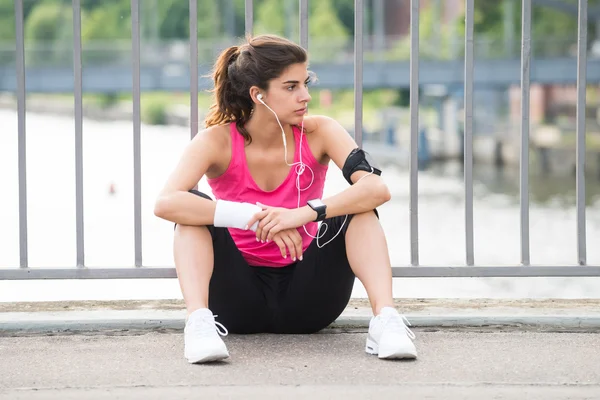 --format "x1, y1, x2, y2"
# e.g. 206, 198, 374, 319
249, 116, 391, 242
153, 127, 225, 226
314, 116, 391, 219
